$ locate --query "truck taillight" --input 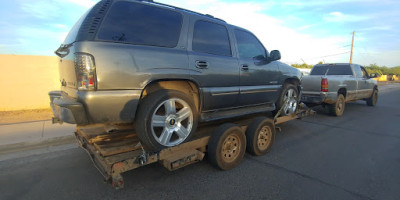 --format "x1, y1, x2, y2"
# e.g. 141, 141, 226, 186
75, 53, 96, 91
321, 78, 328, 92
